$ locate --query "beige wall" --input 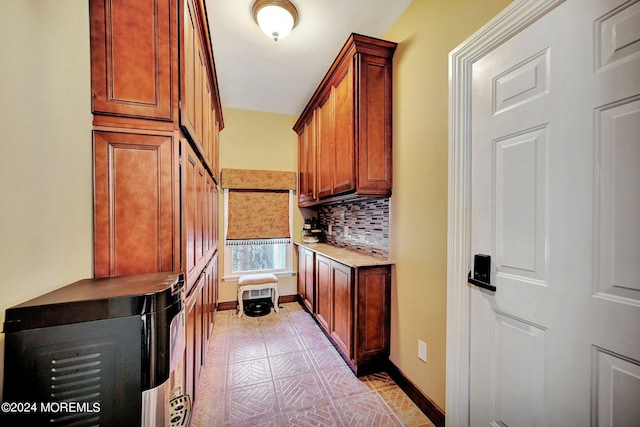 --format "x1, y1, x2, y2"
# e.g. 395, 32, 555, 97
0, 1, 93, 397
217, 107, 302, 302
385, 0, 512, 410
